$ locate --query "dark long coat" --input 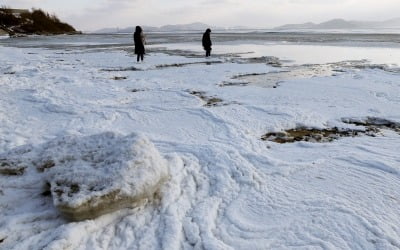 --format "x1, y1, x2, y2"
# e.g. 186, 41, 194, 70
134, 32, 145, 54
202, 31, 212, 51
